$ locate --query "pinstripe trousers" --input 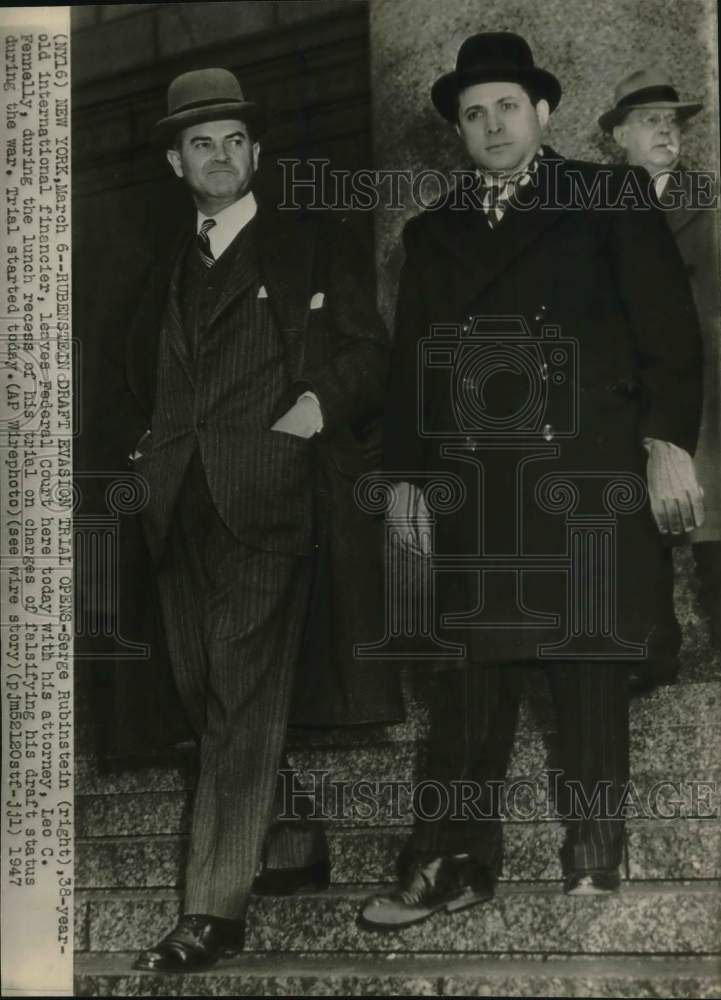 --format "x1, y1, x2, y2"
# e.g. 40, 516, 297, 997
403, 660, 629, 878
156, 453, 312, 919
